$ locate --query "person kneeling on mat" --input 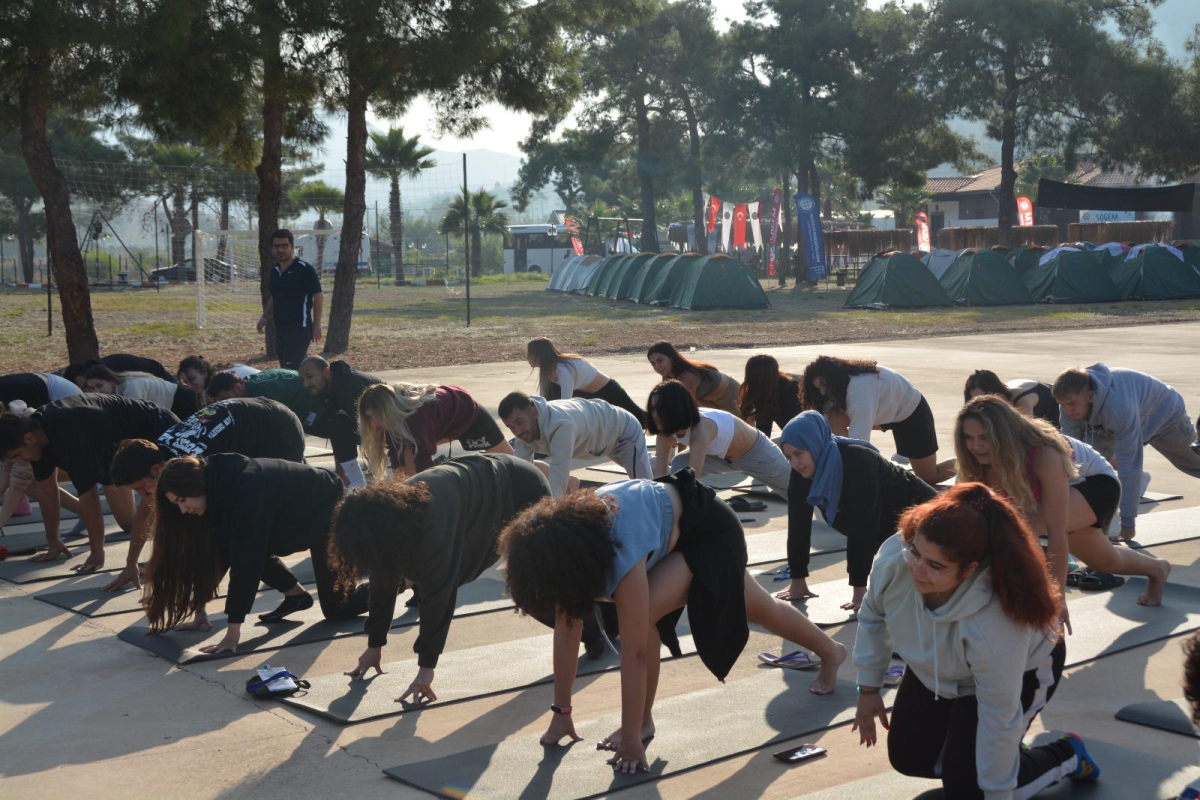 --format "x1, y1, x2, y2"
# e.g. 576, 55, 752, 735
499, 469, 846, 773
329, 454, 550, 704
852, 483, 1099, 799
145, 455, 369, 654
